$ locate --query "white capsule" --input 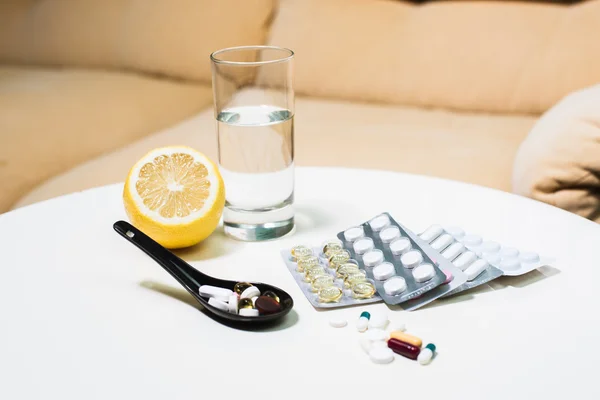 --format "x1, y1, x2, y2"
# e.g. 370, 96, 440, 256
401, 250, 423, 269
419, 224, 443, 243
329, 318, 347, 328
431, 234, 454, 251
363, 249, 385, 267
353, 237, 374, 255
208, 297, 229, 312
465, 259, 488, 281
344, 226, 365, 242
227, 294, 239, 314
356, 316, 369, 332
383, 276, 407, 296
389, 238, 411, 255
441, 242, 465, 261
369, 347, 395, 364
445, 226, 465, 239
462, 234, 483, 248
368, 312, 389, 330
366, 328, 389, 342
453, 251, 477, 270
240, 286, 261, 299
500, 247, 519, 258
373, 262, 395, 281
380, 226, 401, 243
413, 263, 435, 283
239, 308, 259, 317
520, 252, 540, 263
500, 258, 521, 271
370, 214, 391, 231
418, 348, 434, 365
199, 285, 234, 299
